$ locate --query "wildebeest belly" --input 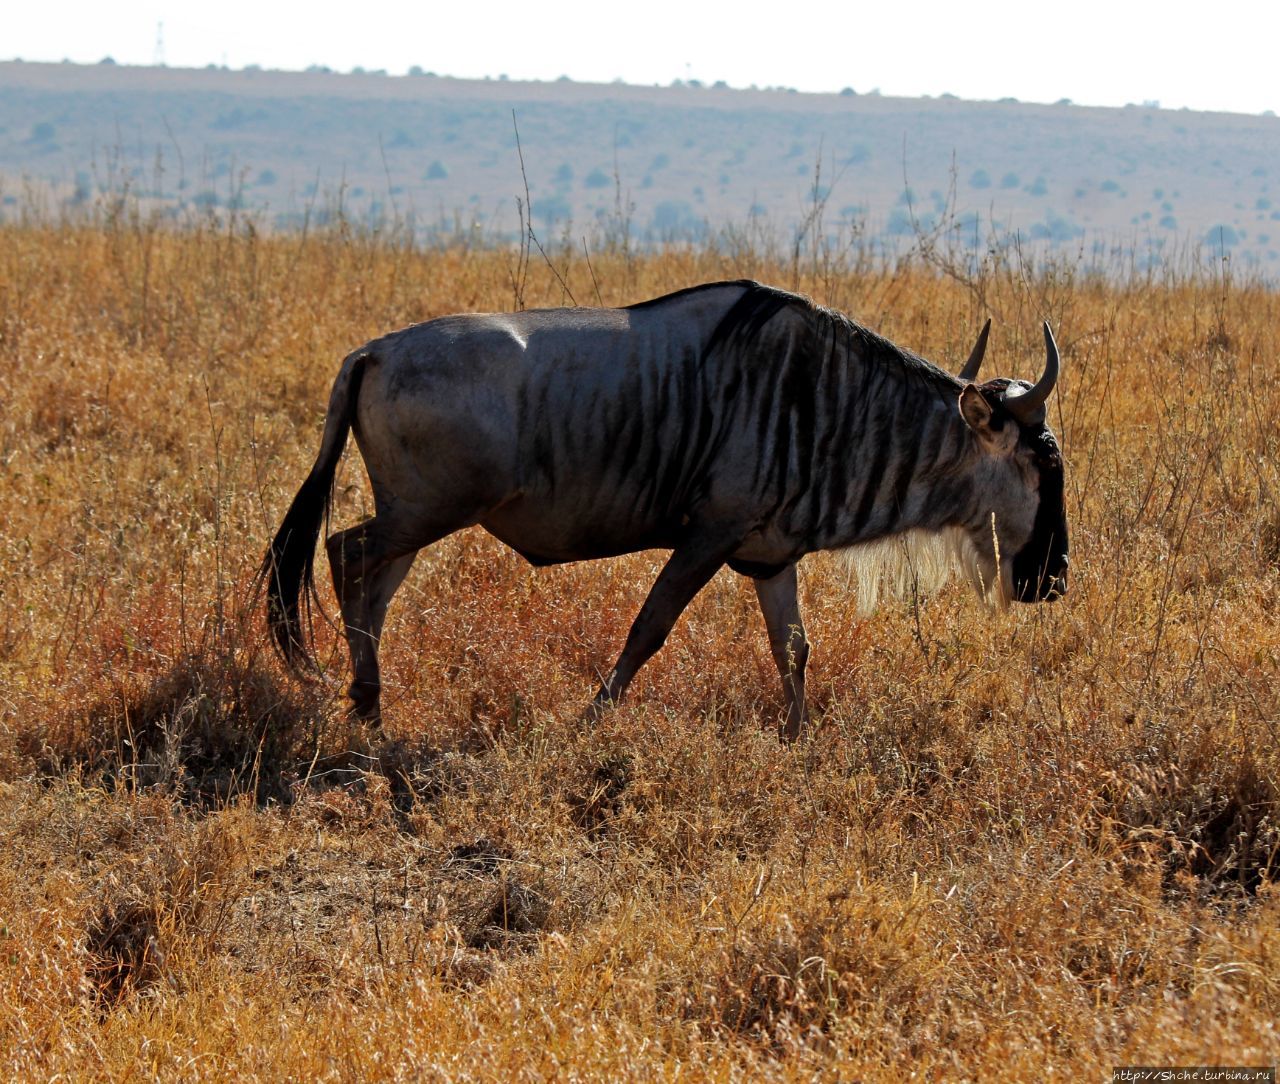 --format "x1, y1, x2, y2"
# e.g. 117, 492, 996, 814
480, 494, 685, 565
